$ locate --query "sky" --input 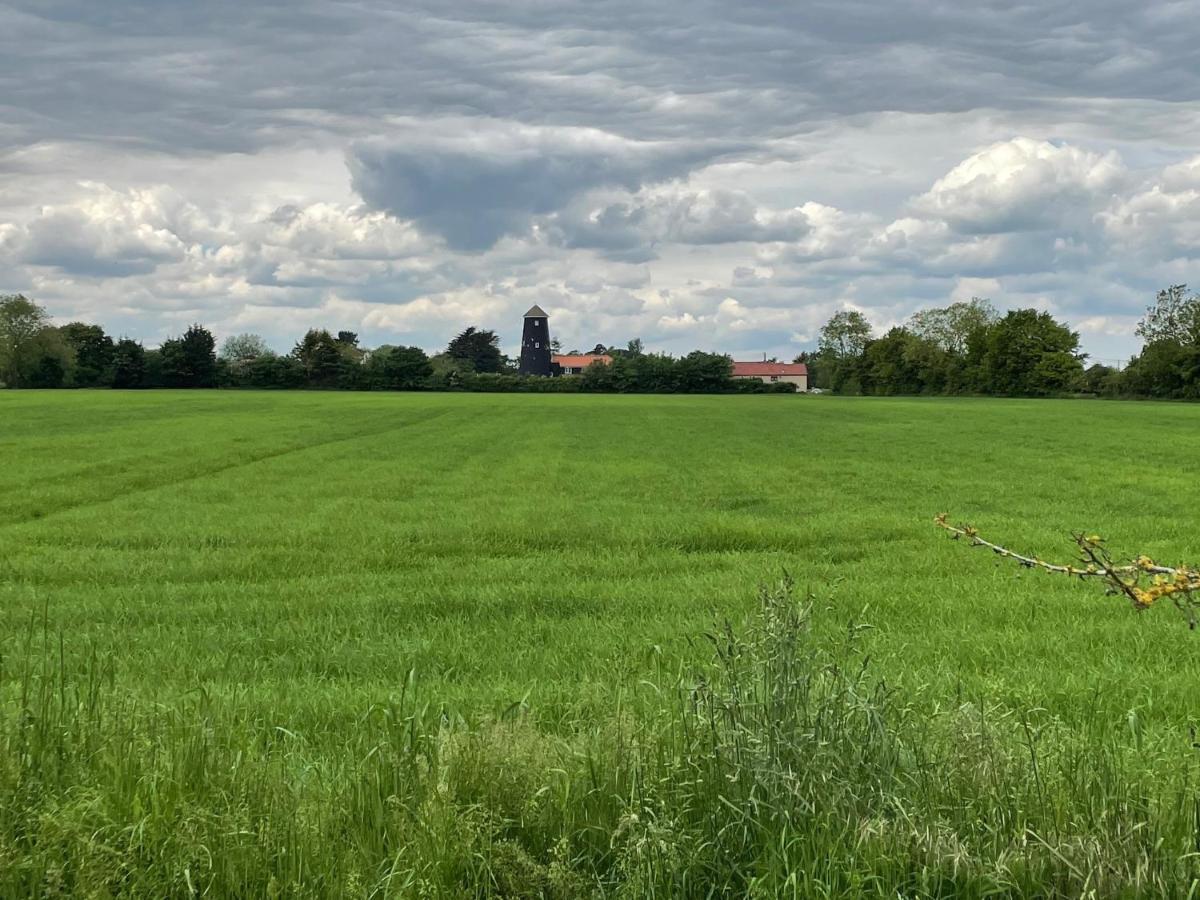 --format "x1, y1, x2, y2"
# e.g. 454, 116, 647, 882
1, 2, 1198, 364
